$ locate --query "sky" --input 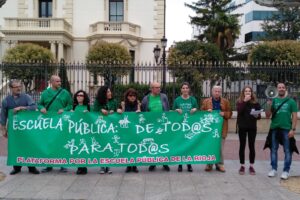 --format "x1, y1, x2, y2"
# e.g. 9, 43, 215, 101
166, 0, 195, 47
